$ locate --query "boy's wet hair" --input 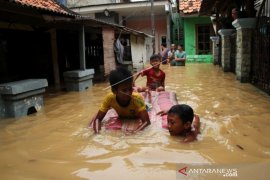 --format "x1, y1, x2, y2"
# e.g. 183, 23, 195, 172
109, 66, 133, 90
150, 54, 161, 61
168, 104, 194, 124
